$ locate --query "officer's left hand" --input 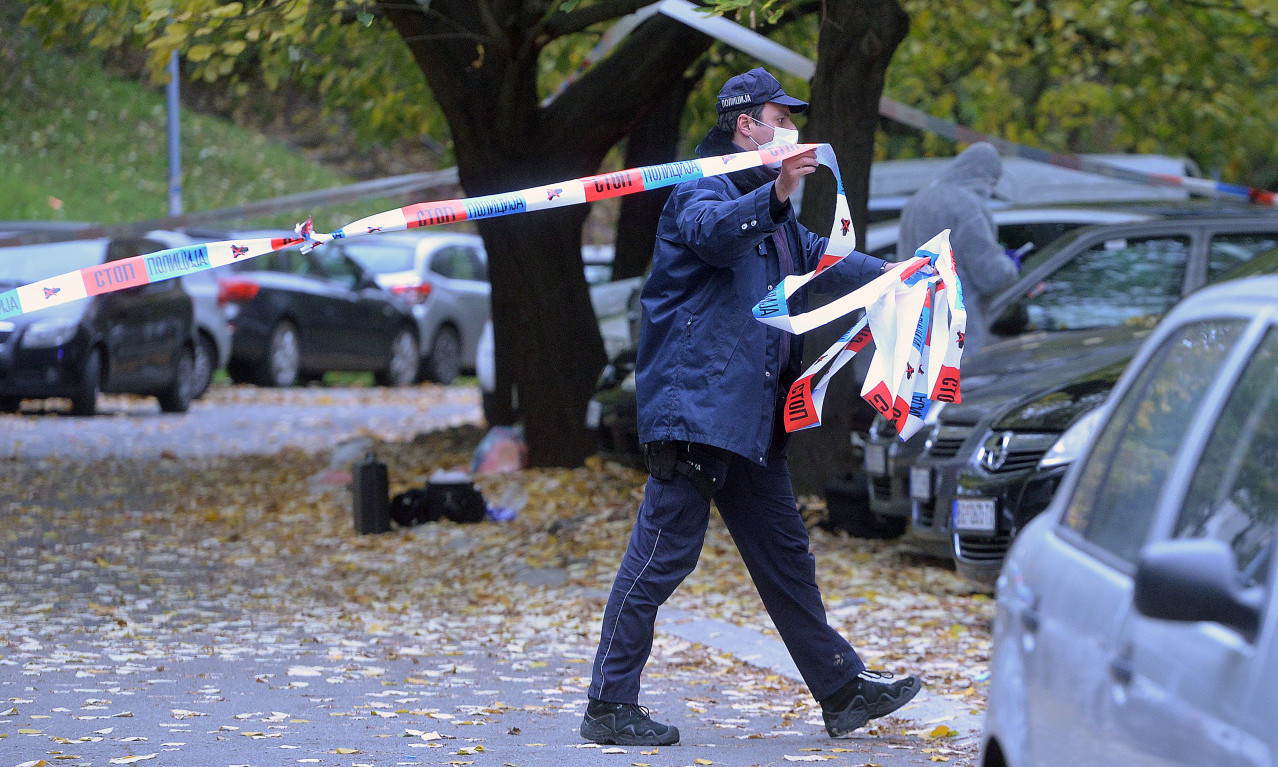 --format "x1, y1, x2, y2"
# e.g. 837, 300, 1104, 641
775, 148, 818, 203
